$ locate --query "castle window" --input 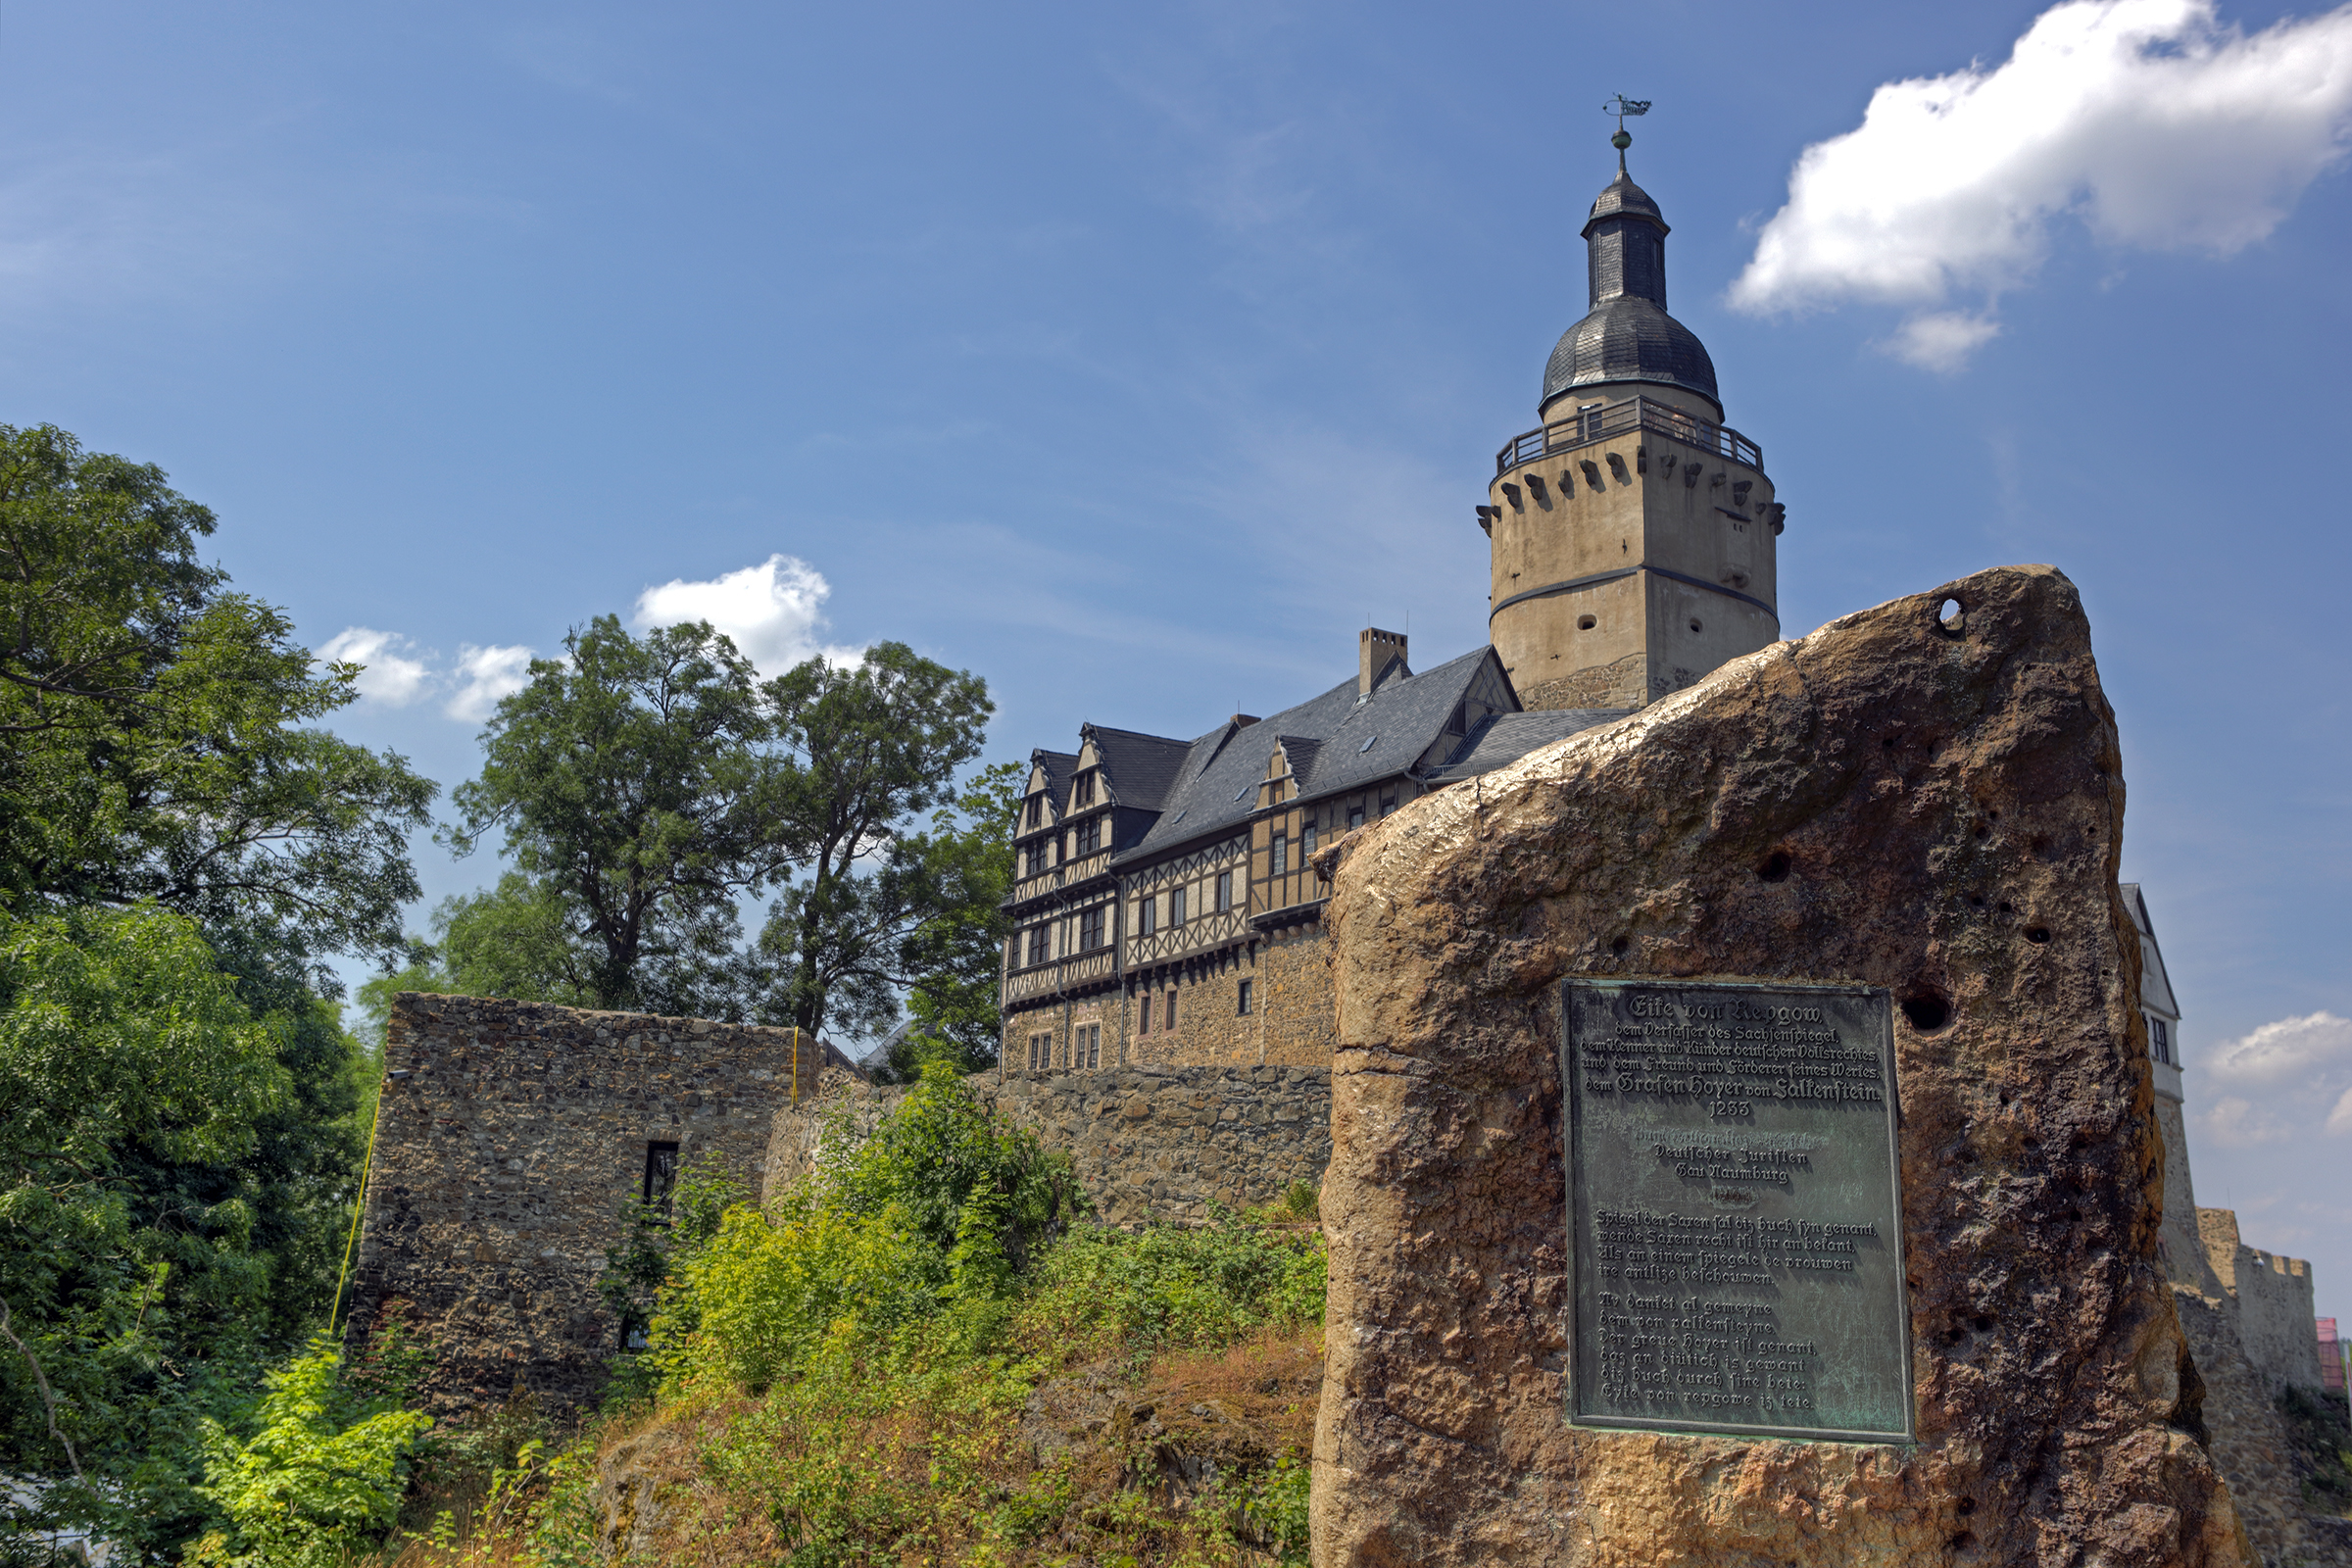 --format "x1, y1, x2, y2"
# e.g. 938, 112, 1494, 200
1270, 832, 1289, 876
1026, 796, 1043, 828
1238, 979, 1253, 1016
1026, 925, 1052, 965
1215, 871, 1233, 912
1074, 816, 1102, 855
1379, 789, 1397, 817
1074, 771, 1097, 807
1139, 994, 1152, 1033
1137, 895, 1156, 936
1302, 821, 1318, 858
1348, 806, 1365, 829
644, 1142, 681, 1217
1165, 990, 1178, 1031
1169, 886, 1187, 927
1079, 1023, 1101, 1069
1079, 906, 1106, 951
1024, 839, 1053, 876
2150, 1015, 2172, 1065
